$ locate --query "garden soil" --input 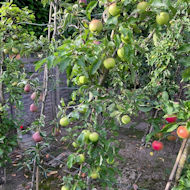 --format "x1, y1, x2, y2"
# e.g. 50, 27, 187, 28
1, 124, 180, 190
